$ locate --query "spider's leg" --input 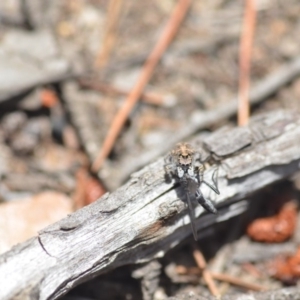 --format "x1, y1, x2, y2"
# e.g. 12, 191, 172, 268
202, 180, 219, 195
164, 155, 172, 169
164, 155, 177, 180
196, 189, 217, 214
211, 167, 220, 194
201, 167, 220, 195
194, 161, 204, 183
193, 151, 202, 163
